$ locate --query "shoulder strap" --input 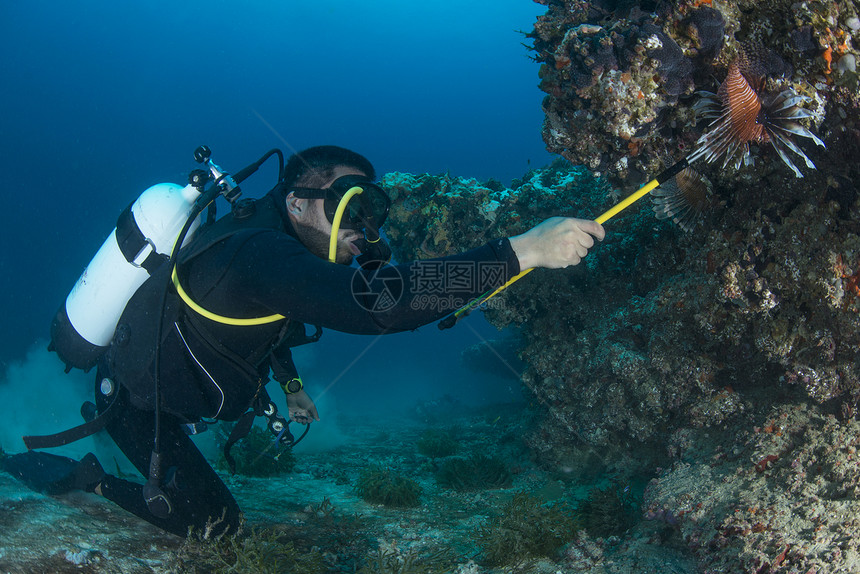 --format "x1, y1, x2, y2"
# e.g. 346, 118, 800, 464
179, 195, 285, 265
173, 195, 288, 326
